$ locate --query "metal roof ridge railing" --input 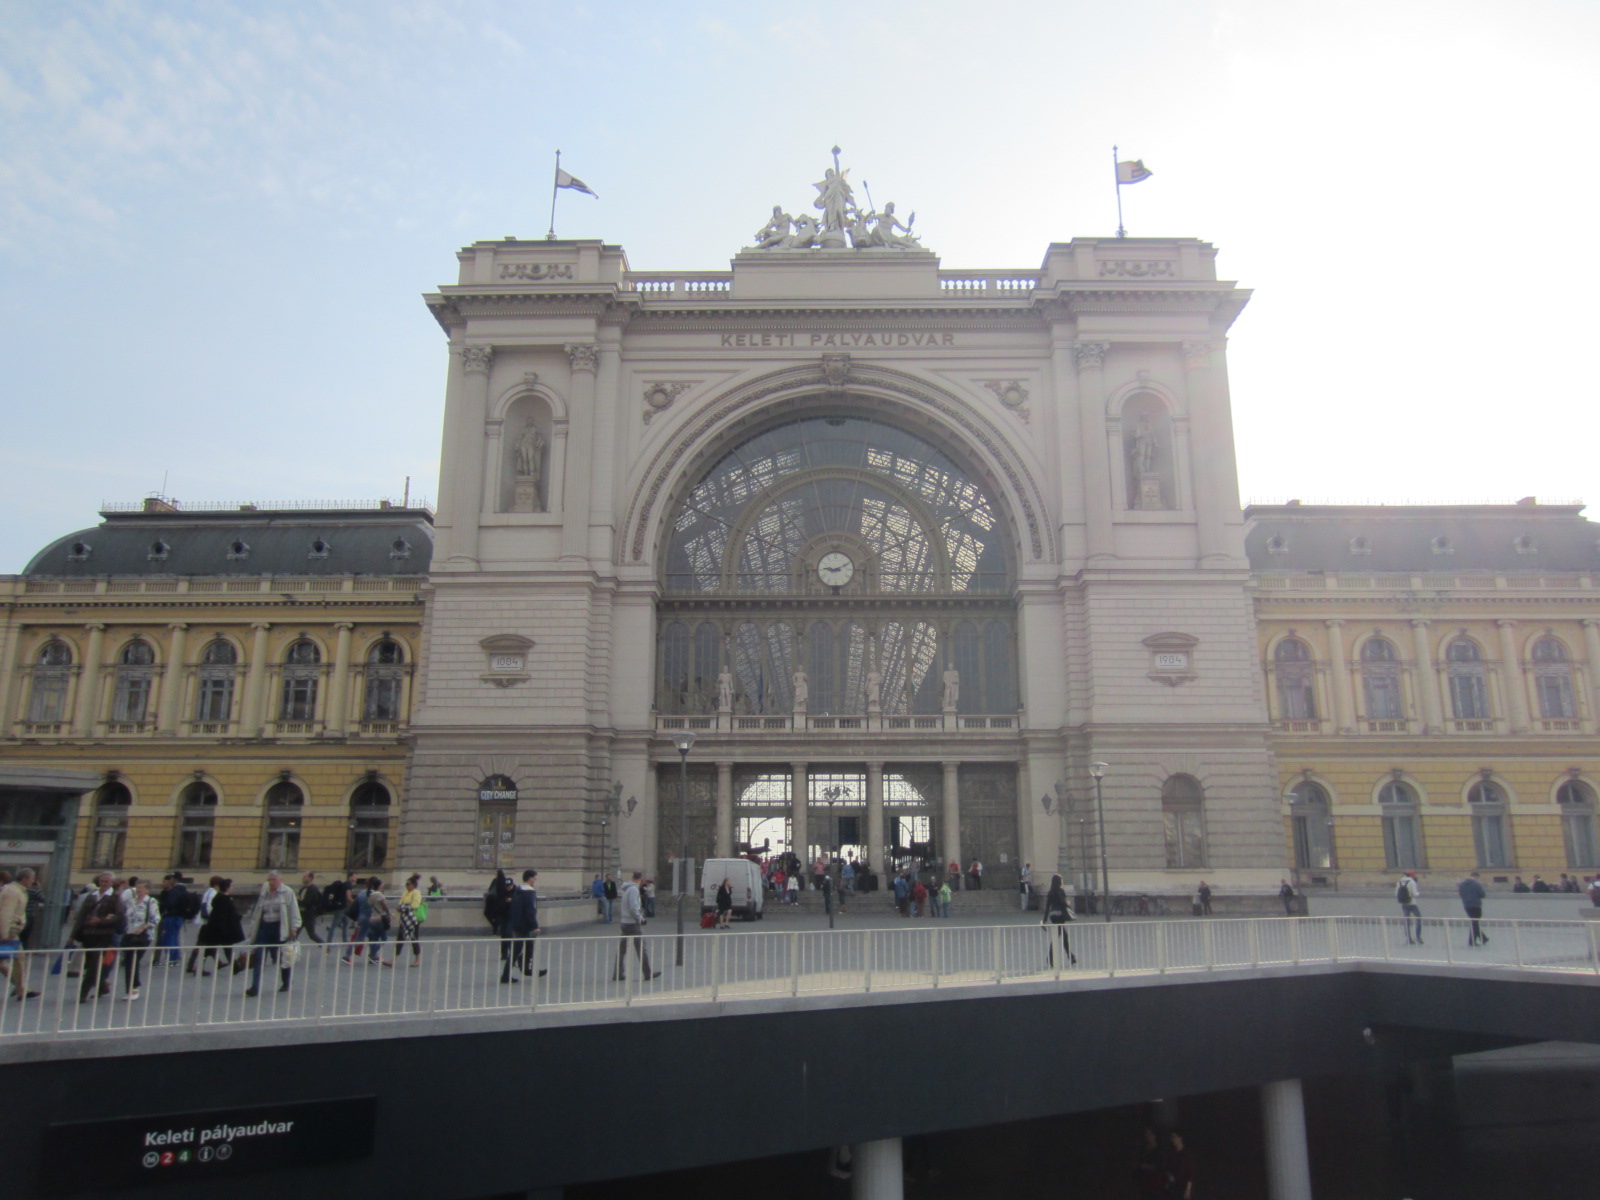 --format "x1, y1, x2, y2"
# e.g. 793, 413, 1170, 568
100, 498, 435, 515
